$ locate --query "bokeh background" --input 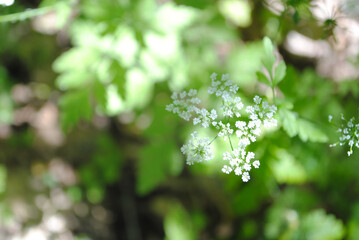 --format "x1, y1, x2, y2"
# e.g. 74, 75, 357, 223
1, 0, 359, 239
